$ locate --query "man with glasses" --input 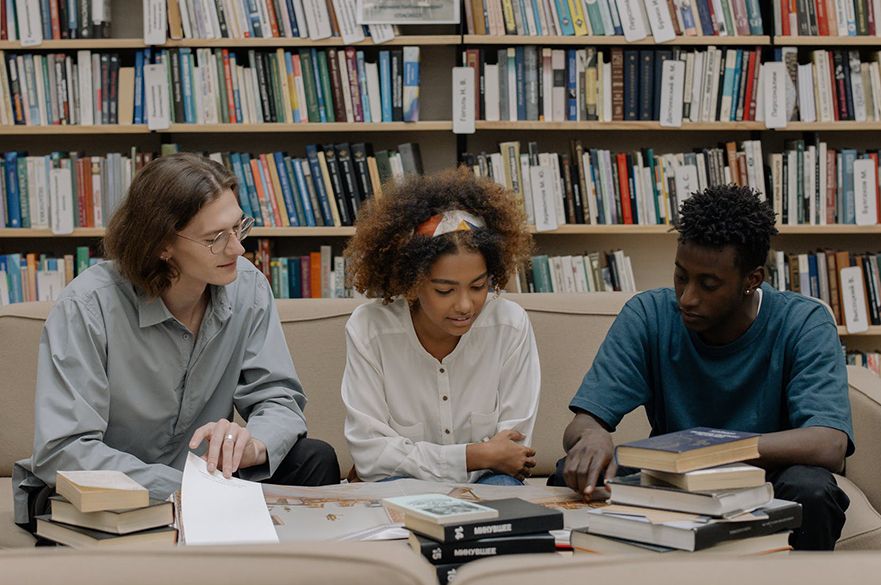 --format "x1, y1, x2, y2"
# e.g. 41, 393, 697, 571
14, 154, 340, 536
